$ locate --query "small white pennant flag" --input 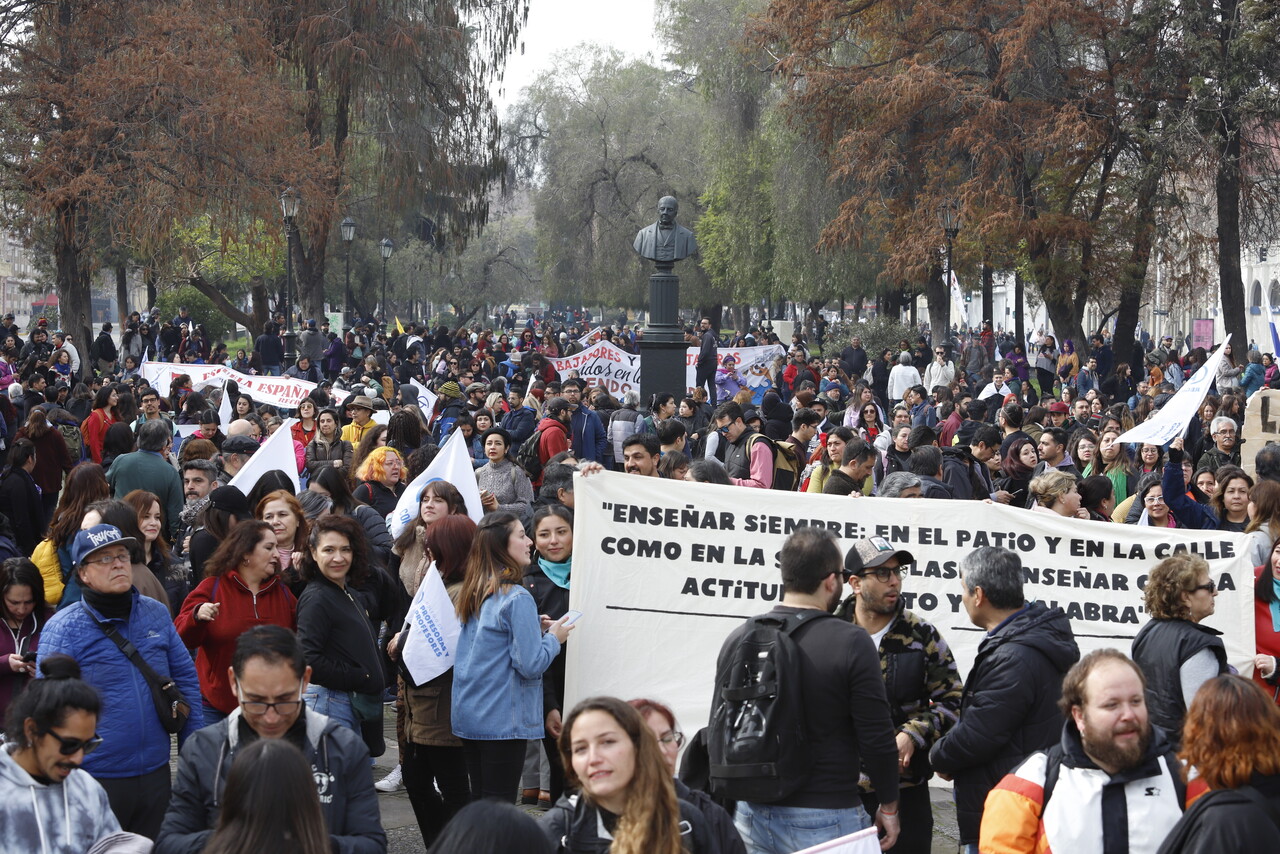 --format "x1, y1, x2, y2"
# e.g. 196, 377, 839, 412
227, 417, 301, 494
218, 379, 233, 427
399, 563, 462, 685
410, 378, 438, 424
387, 428, 483, 538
